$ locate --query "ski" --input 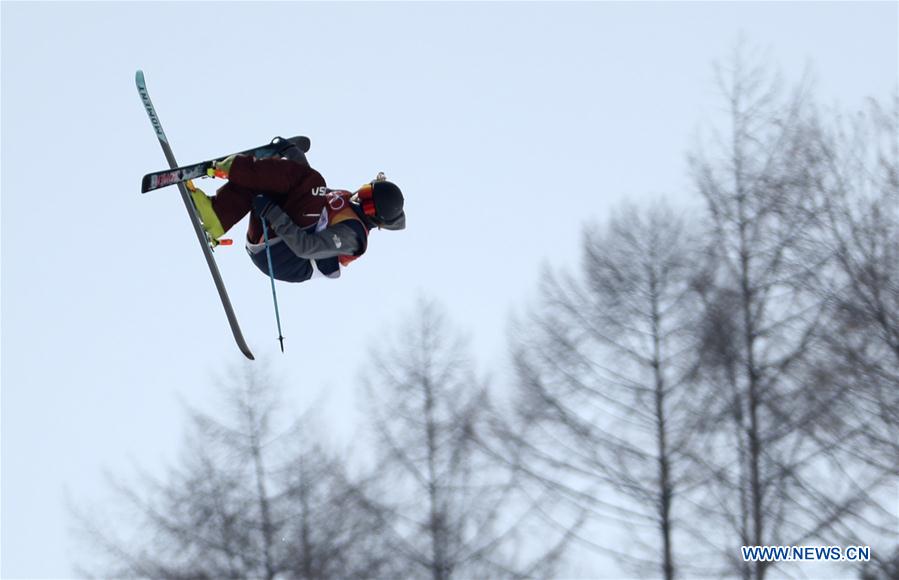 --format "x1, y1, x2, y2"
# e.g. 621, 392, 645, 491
135, 70, 255, 360
141, 135, 310, 193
